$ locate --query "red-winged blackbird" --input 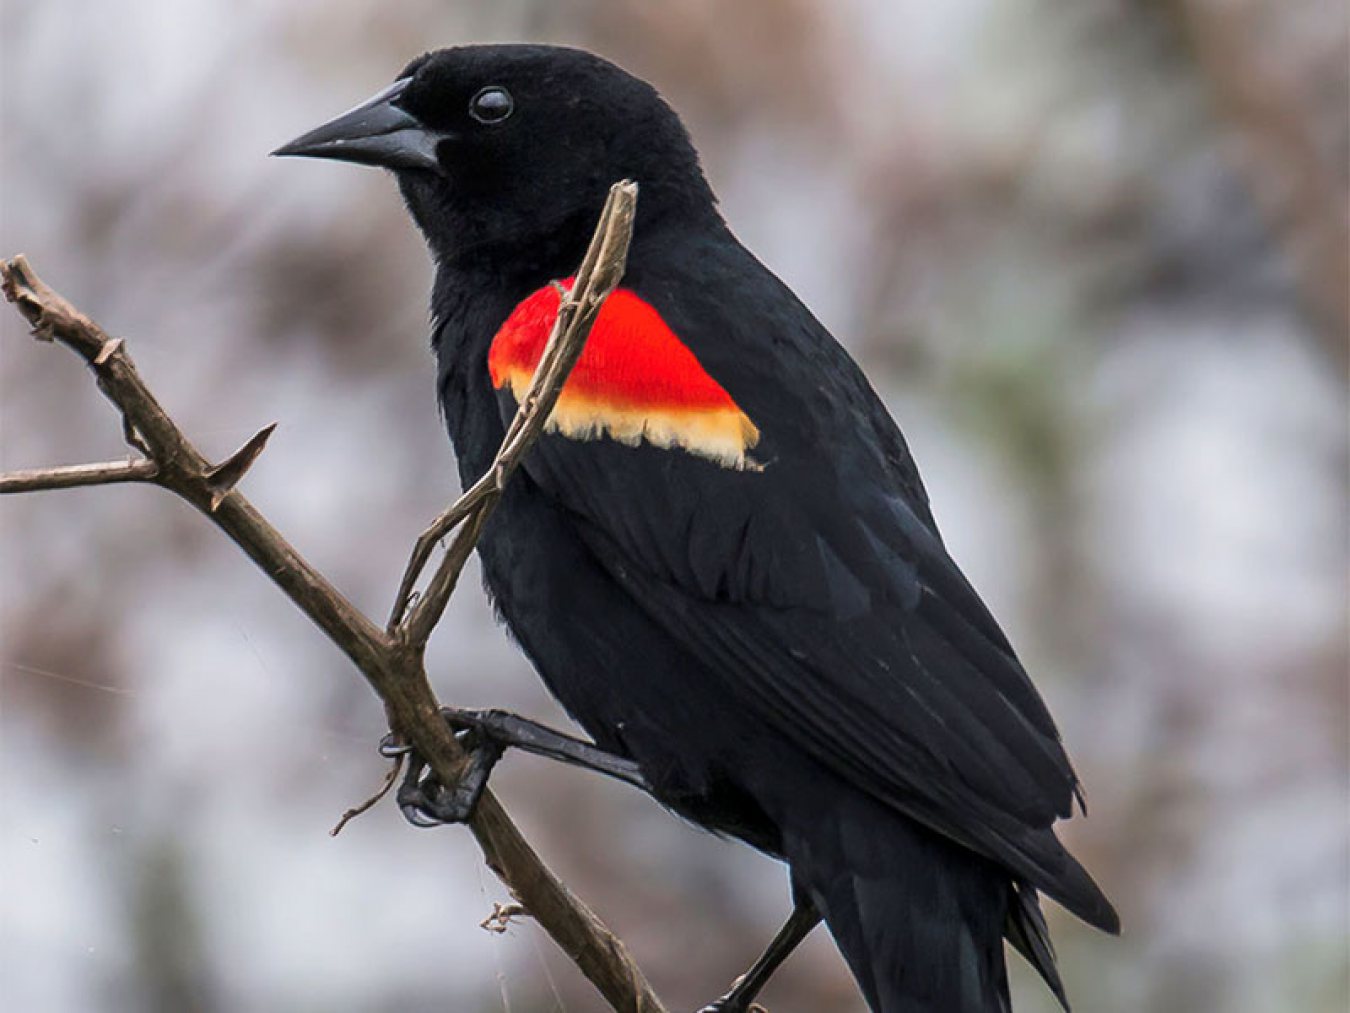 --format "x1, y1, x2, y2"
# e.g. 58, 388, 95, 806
277, 45, 1118, 1013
